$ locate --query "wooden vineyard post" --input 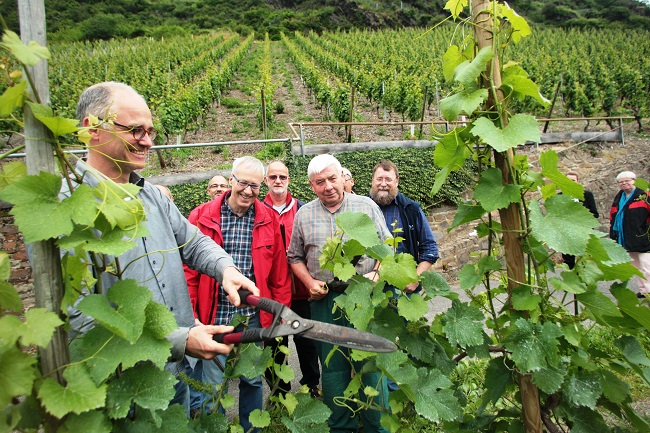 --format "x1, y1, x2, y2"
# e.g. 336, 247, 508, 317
471, 1, 543, 433
18, 0, 70, 431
